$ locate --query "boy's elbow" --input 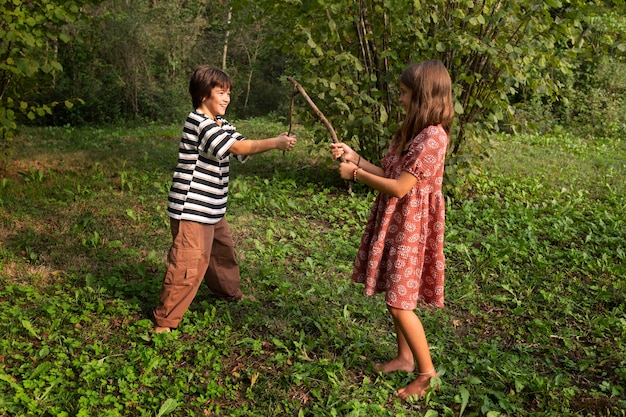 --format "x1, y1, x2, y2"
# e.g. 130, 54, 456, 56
229, 141, 248, 155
